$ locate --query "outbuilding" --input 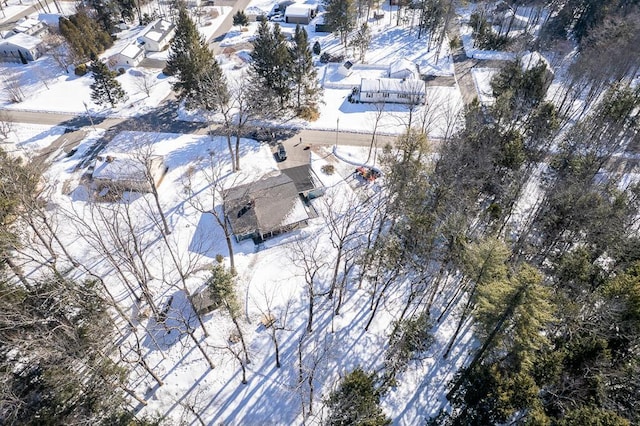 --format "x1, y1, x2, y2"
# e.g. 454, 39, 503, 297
389, 58, 419, 80
92, 154, 167, 194
284, 4, 316, 24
